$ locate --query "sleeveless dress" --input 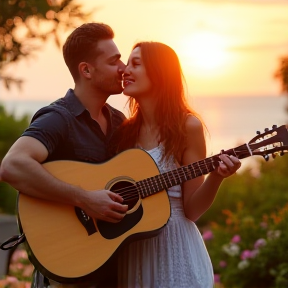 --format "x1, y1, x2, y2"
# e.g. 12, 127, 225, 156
118, 144, 214, 288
